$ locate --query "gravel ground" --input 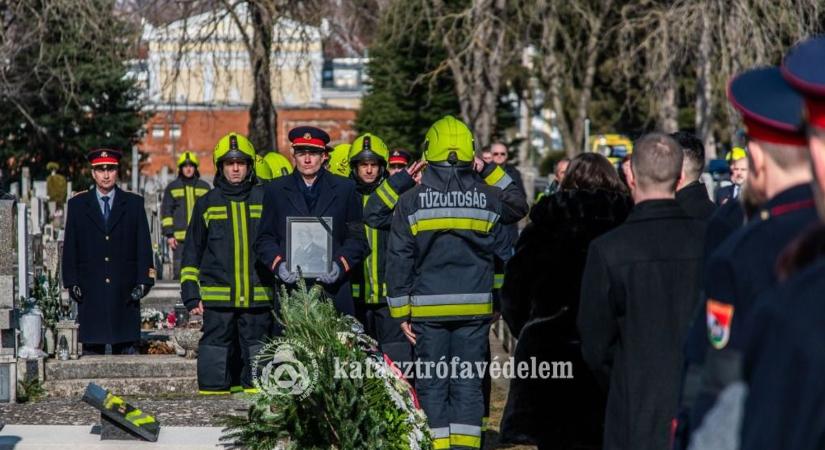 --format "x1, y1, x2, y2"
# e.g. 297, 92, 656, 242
0, 394, 251, 427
